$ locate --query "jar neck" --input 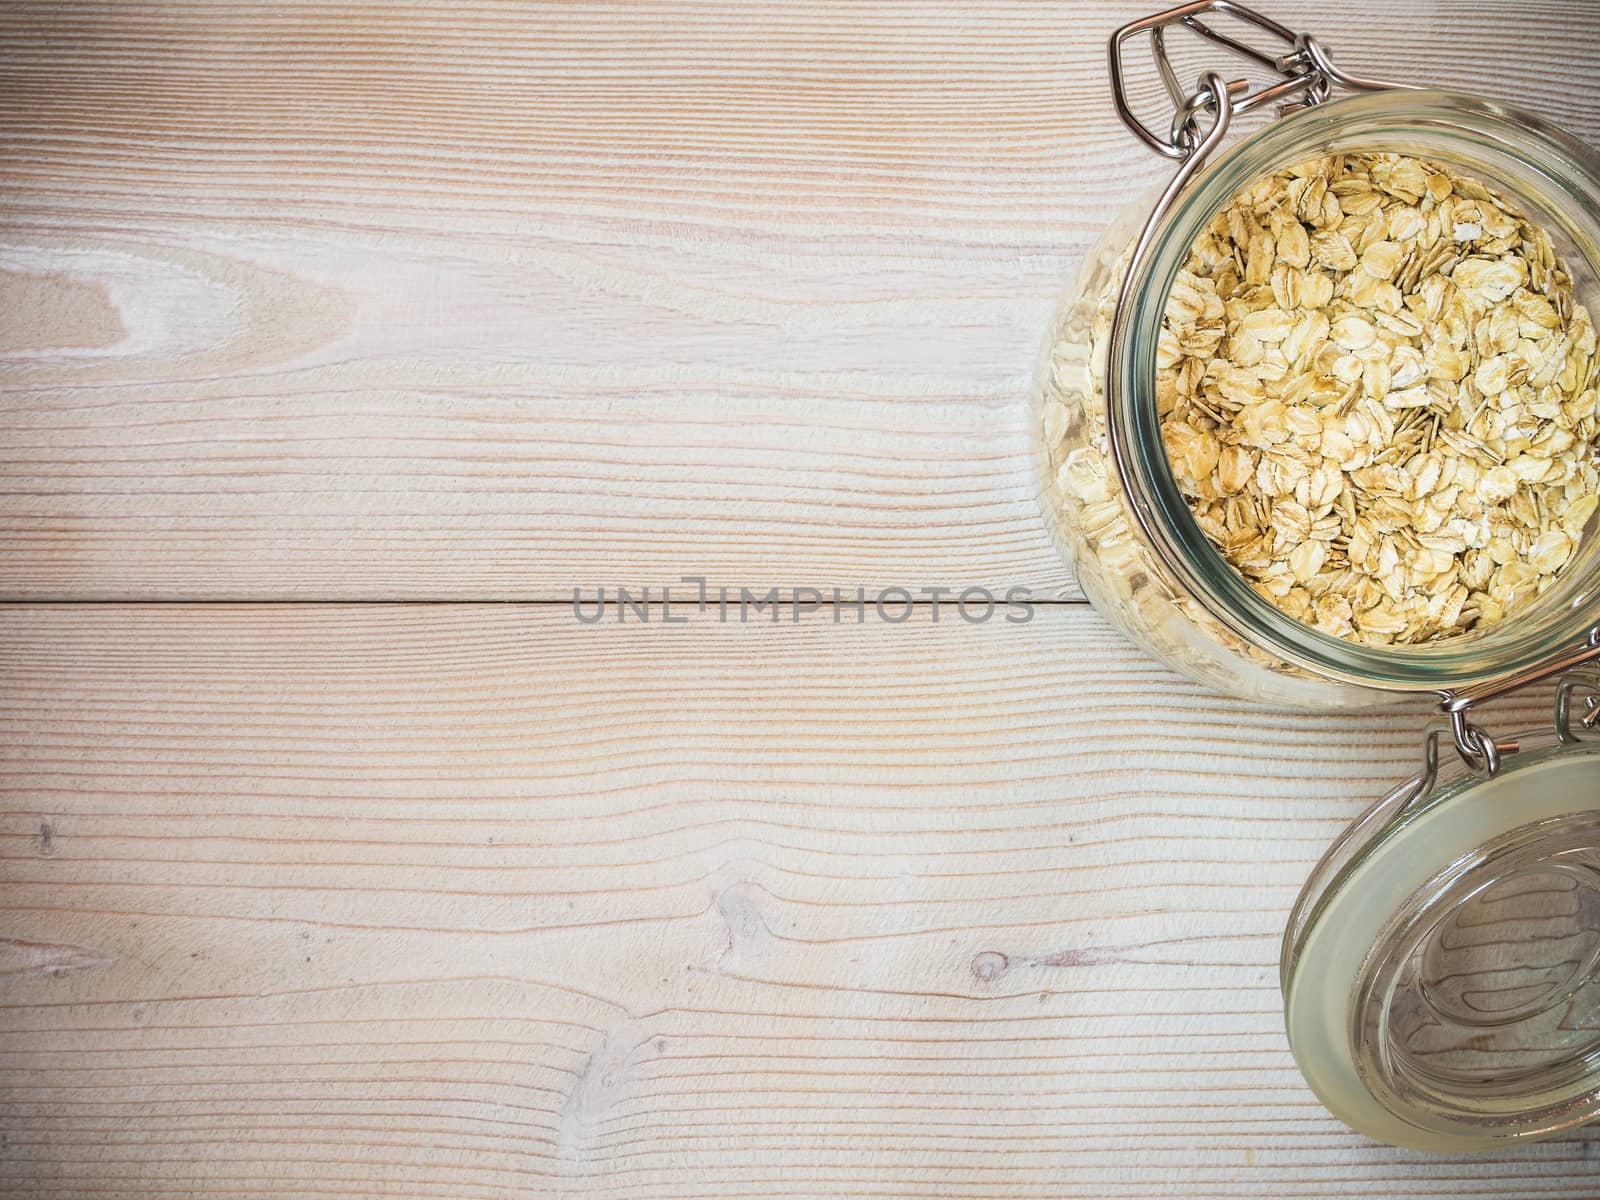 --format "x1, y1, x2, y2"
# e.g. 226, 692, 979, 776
1107, 90, 1600, 694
